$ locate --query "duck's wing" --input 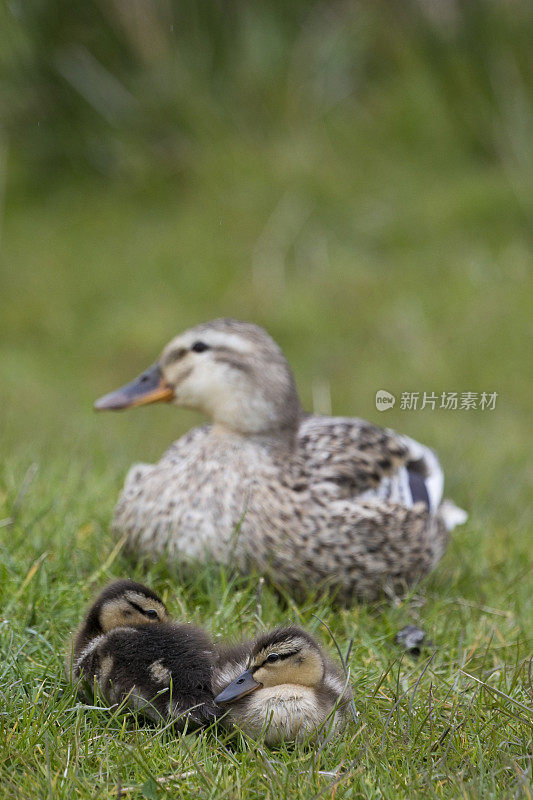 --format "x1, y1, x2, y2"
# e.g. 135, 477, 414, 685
297, 415, 408, 494
297, 415, 452, 515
